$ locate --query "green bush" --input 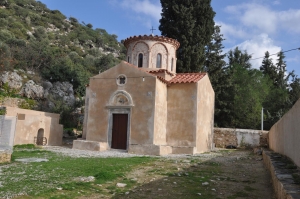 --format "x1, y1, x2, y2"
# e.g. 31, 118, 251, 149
18, 98, 36, 109
0, 82, 19, 97
0, 107, 6, 115
0, 29, 14, 42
